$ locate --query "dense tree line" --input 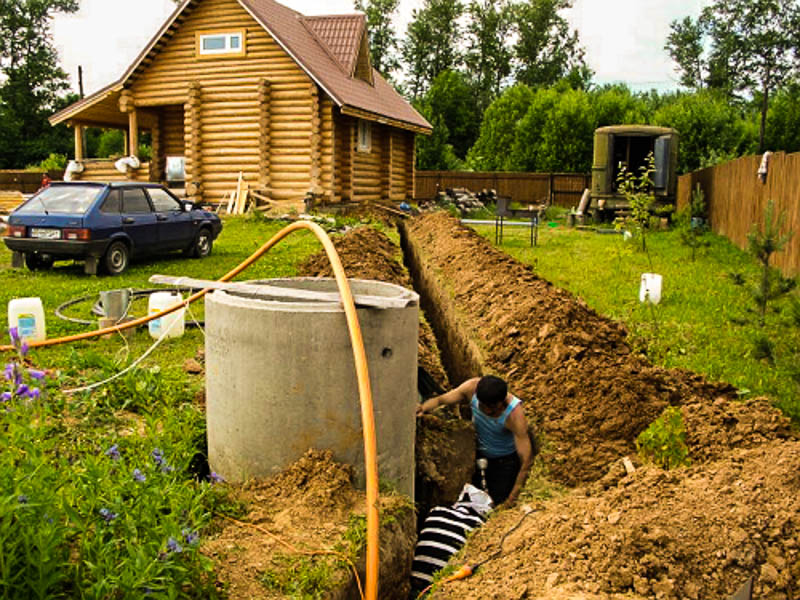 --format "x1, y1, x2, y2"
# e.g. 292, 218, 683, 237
1, 0, 799, 174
